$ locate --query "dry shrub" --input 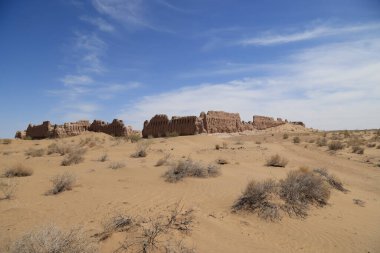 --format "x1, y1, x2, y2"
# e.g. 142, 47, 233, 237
313, 168, 347, 192
47, 142, 74, 155
222, 142, 228, 149
266, 154, 288, 167
293, 136, 301, 143
283, 133, 289, 139
316, 138, 327, 147
367, 143, 376, 148
166, 131, 179, 138
9, 225, 98, 253
61, 147, 86, 166
96, 213, 133, 241
109, 162, 126, 170
25, 148, 45, 157
353, 199, 365, 207
346, 137, 365, 147
279, 170, 330, 217
2, 139, 12, 144
352, 146, 364, 154
232, 179, 281, 221
216, 158, 228, 165
155, 154, 170, 167
46, 172, 76, 195
215, 144, 220, 150
131, 140, 151, 158
328, 141, 344, 151
0, 179, 17, 200
377, 145, 380, 149
98, 153, 108, 162
255, 141, 262, 145
3, 164, 33, 177
308, 139, 315, 143
163, 159, 221, 183
129, 133, 142, 143
79, 137, 101, 148
164, 240, 195, 253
